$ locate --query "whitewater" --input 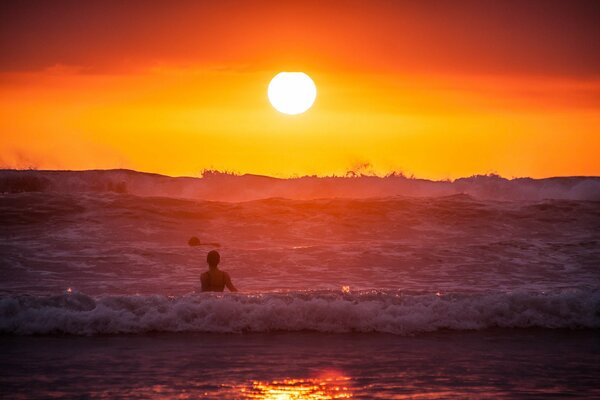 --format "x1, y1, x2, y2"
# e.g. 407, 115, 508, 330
2, 289, 598, 335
